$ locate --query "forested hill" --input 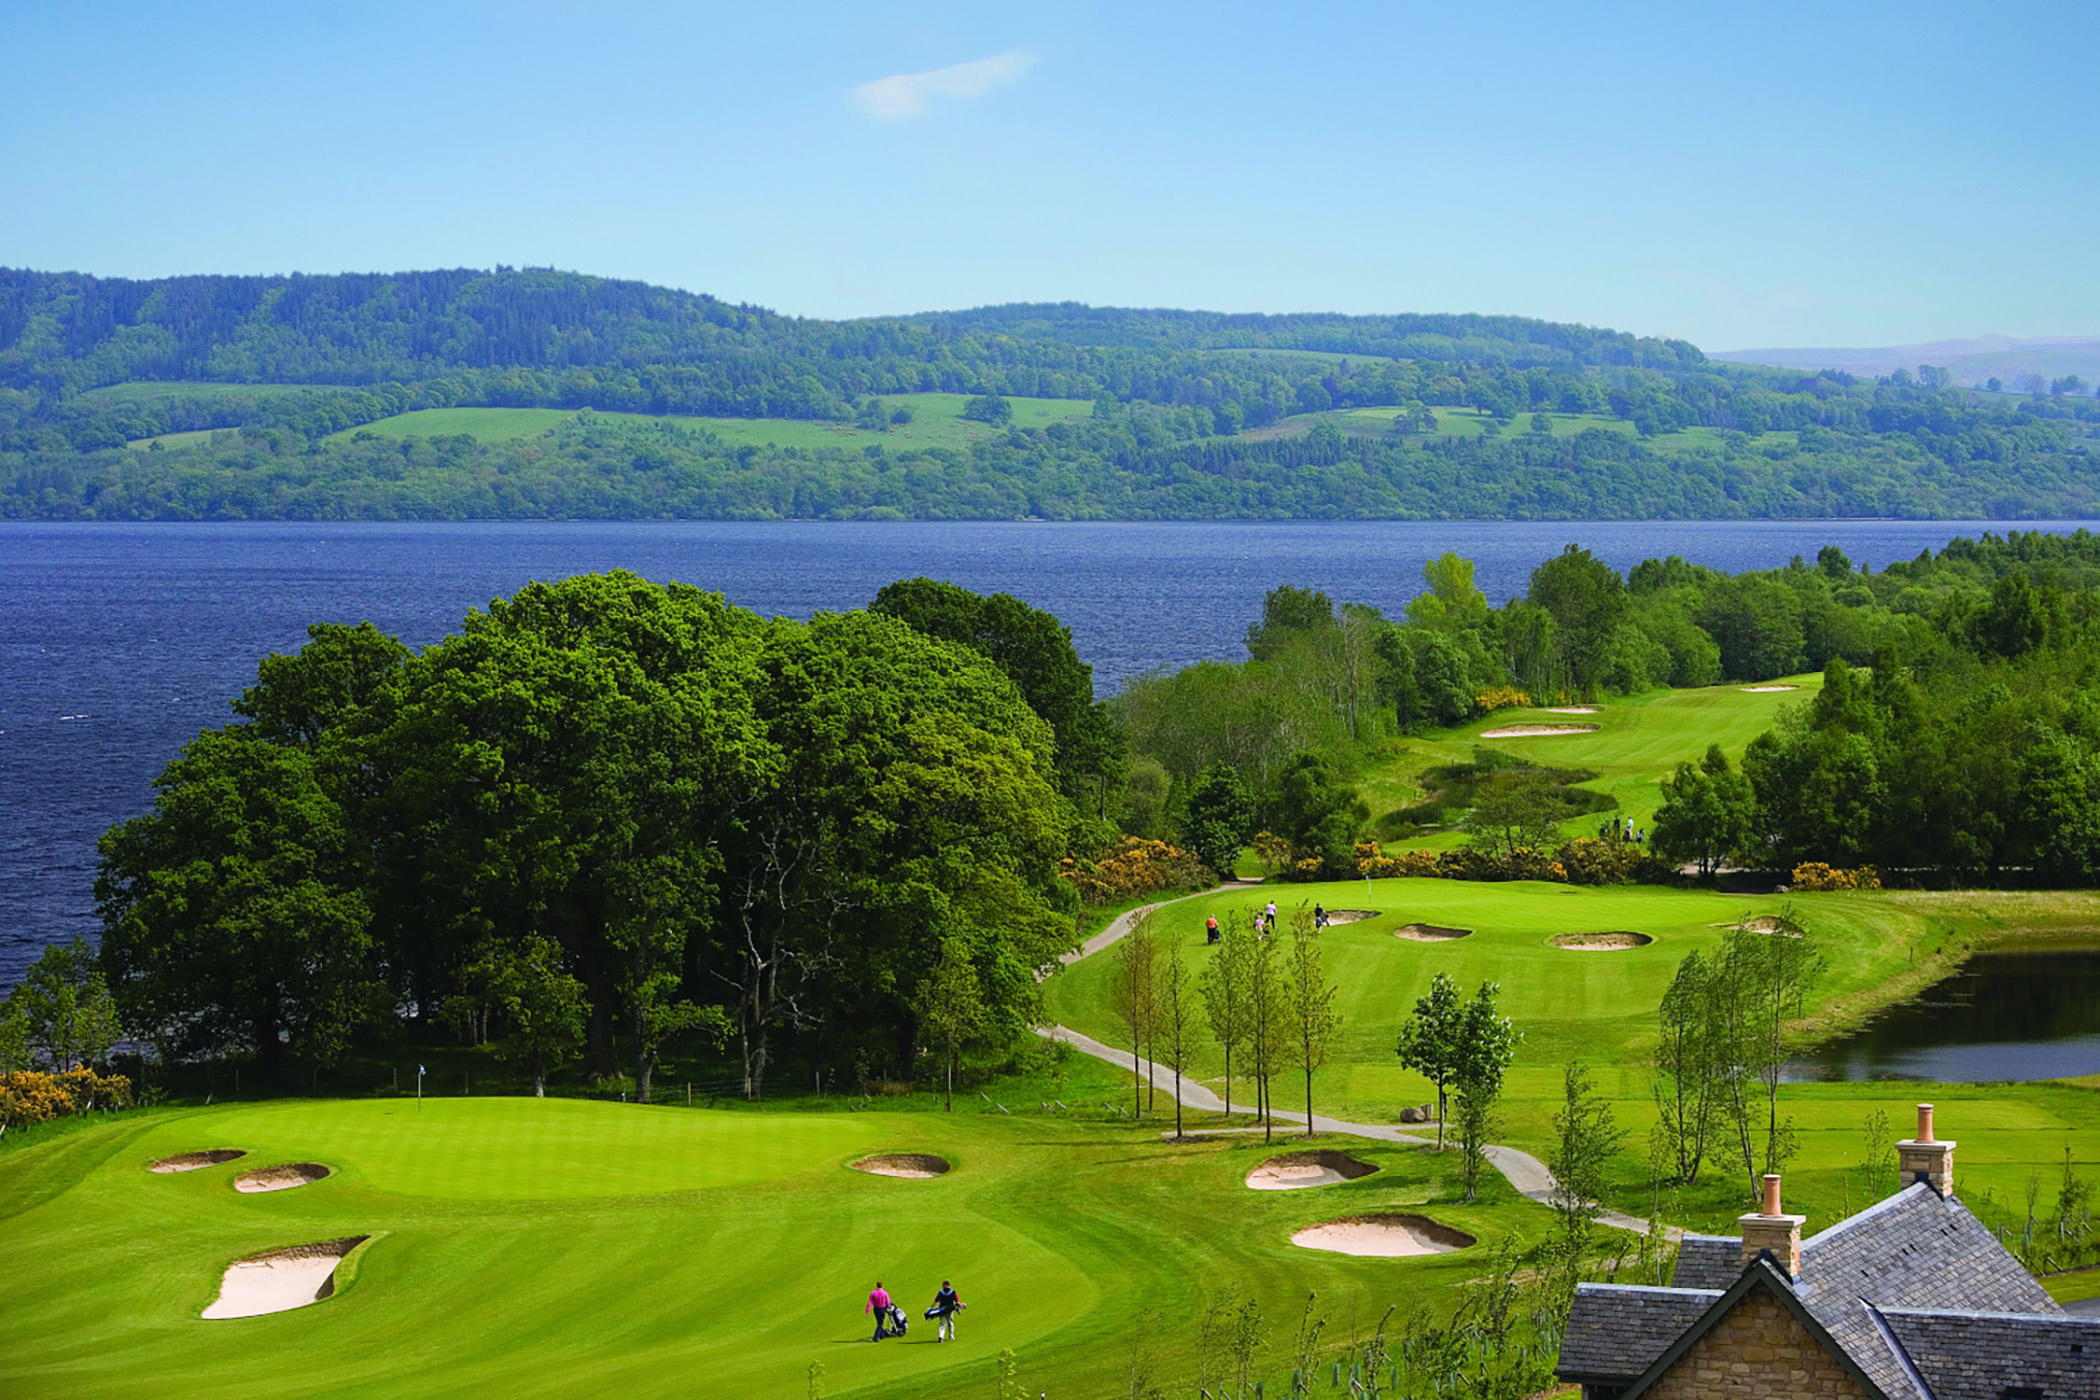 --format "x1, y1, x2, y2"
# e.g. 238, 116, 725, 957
3, 266, 2098, 521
